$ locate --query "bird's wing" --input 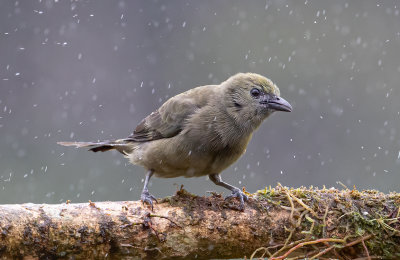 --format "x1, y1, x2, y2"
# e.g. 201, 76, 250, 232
127, 85, 216, 142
